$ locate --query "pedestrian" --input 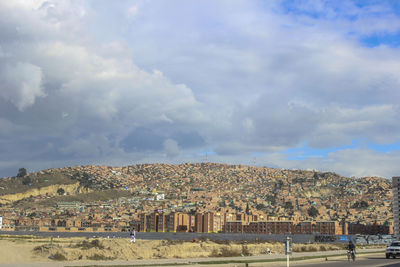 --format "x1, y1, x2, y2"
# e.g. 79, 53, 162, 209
130, 227, 136, 243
